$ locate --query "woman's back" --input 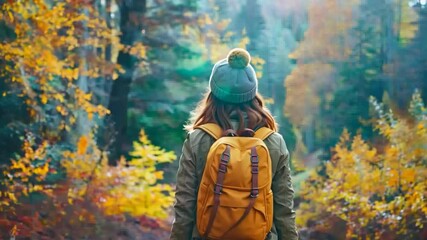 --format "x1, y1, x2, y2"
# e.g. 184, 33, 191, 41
170, 48, 298, 240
